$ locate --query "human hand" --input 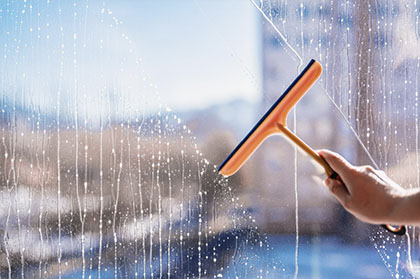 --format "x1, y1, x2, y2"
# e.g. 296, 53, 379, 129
318, 150, 407, 225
